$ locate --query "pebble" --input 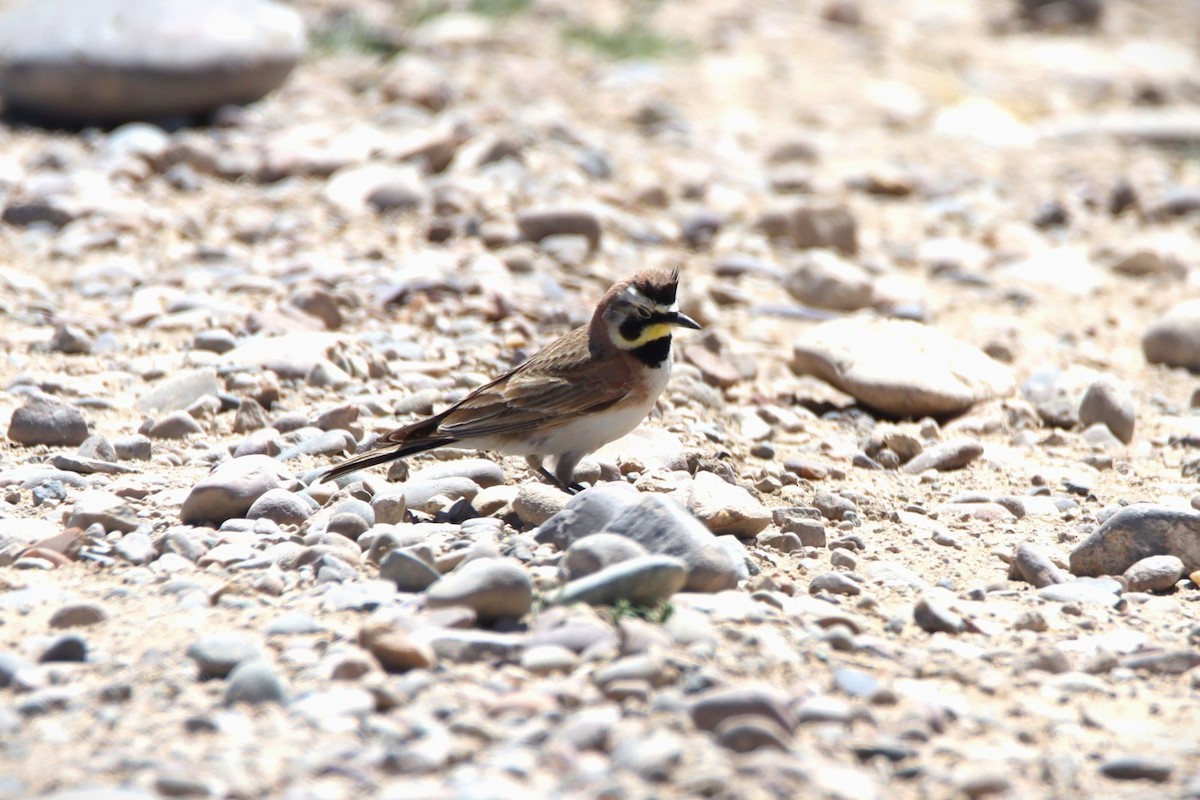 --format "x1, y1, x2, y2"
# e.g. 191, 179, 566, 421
602, 494, 741, 592
179, 455, 292, 525
1099, 755, 1174, 782
39, 634, 87, 663
512, 482, 572, 527
559, 533, 649, 580
1121, 650, 1200, 675
773, 508, 827, 547
784, 250, 875, 311
778, 202, 858, 254
393, 477, 480, 514
194, 329, 237, 354
186, 632, 264, 679
48, 603, 108, 628
685, 471, 771, 538
426, 557, 533, 621
359, 621, 436, 672
1012, 542, 1069, 587
113, 532, 156, 565
899, 439, 984, 474
147, 410, 204, 439
420, 629, 527, 664
611, 729, 684, 780
66, 490, 140, 533
792, 318, 1014, 417
223, 660, 287, 706
0, 0, 305, 125
520, 644, 579, 674
809, 571, 861, 596
833, 667, 879, 698
716, 715, 792, 753
689, 685, 797, 733
1021, 366, 1098, 428
1070, 504, 1200, 577
408, 458, 506, 488
263, 611, 323, 636
533, 483, 641, 549
1038, 577, 1122, 606
379, 549, 442, 593
912, 596, 965, 634
135, 369, 221, 414
553, 555, 688, 607
7, 394, 89, 446
246, 488, 313, 526
1122, 554, 1184, 593
1143, 301, 1200, 370
113, 435, 152, 461
516, 207, 602, 252
1078, 376, 1136, 444
48, 325, 92, 355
